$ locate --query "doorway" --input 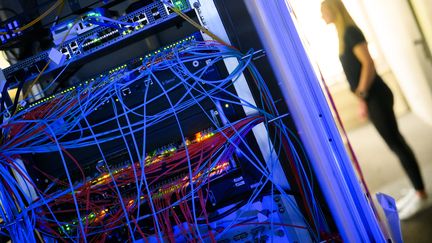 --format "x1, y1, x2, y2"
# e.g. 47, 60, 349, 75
286, 0, 432, 241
